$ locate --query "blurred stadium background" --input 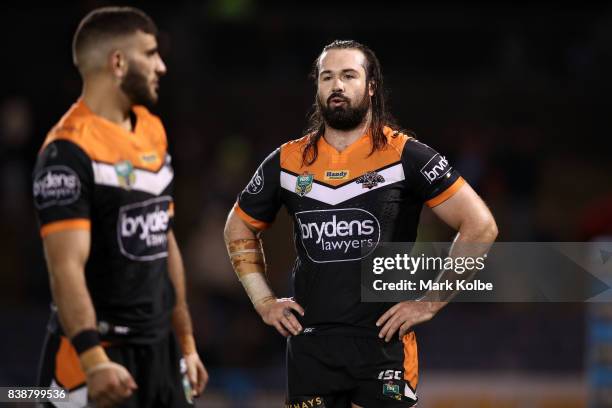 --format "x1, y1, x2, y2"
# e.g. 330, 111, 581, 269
1, 1, 612, 406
